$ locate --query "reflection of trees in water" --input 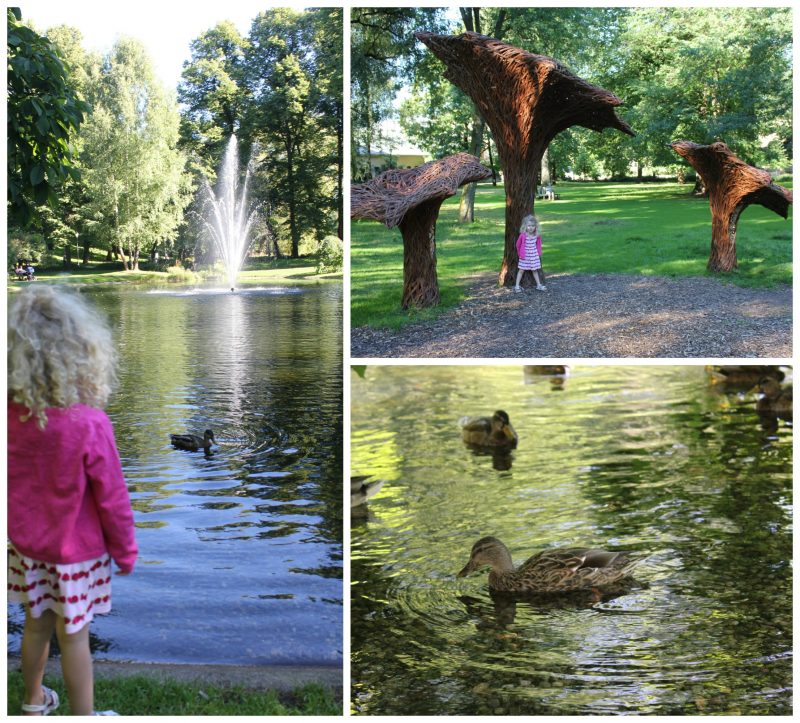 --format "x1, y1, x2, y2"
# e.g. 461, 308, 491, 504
577, 381, 791, 714
102, 286, 343, 565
